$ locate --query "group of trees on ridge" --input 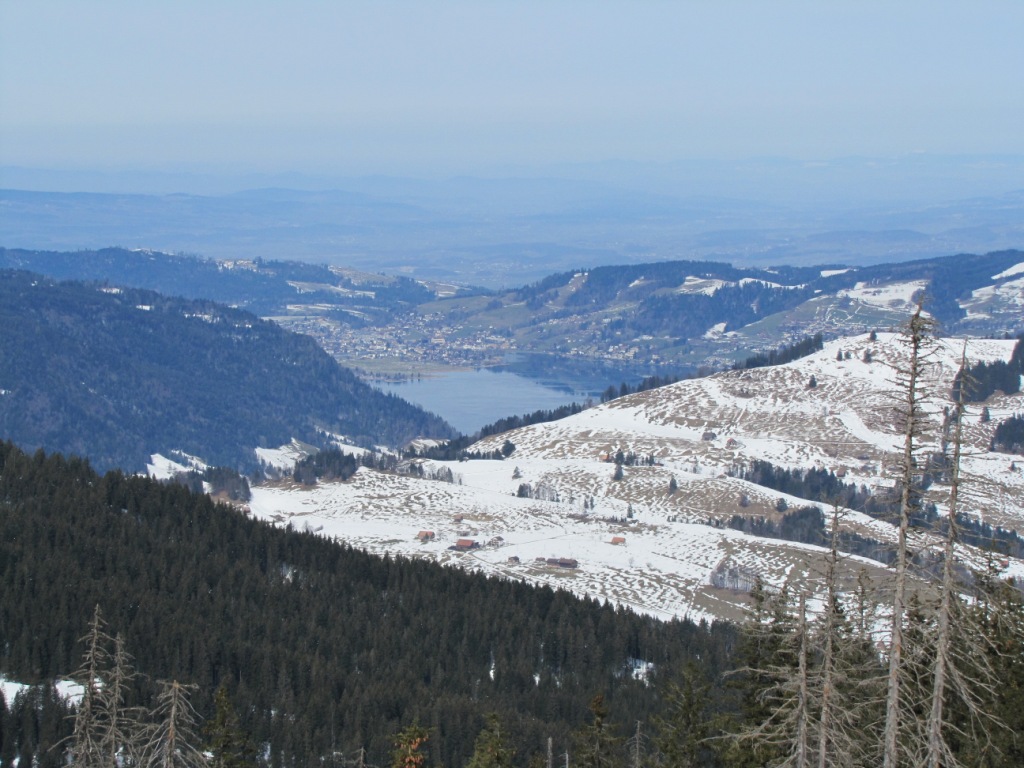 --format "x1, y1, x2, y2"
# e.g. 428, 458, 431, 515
0, 270, 454, 472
